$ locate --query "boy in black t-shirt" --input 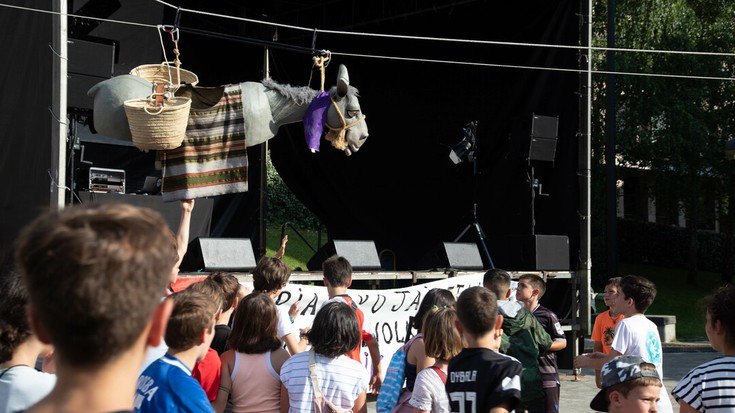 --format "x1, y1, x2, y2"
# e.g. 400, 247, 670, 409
447, 286, 522, 413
